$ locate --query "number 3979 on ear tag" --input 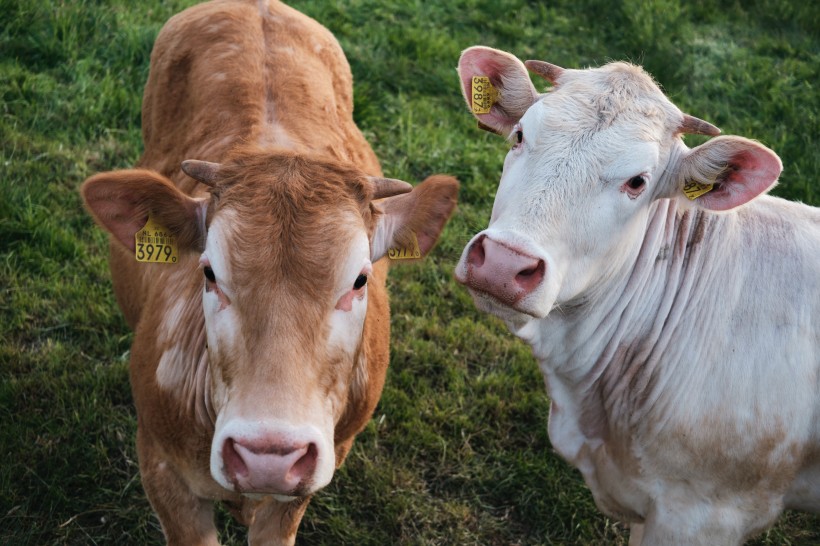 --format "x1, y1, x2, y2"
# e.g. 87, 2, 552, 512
135, 214, 179, 264
388, 232, 422, 260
